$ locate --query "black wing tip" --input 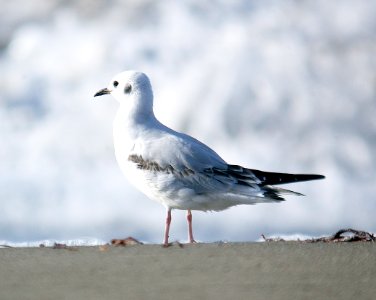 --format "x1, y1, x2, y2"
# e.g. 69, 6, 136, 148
221, 164, 325, 186
250, 169, 325, 186
305, 174, 325, 180
283, 173, 326, 184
